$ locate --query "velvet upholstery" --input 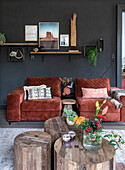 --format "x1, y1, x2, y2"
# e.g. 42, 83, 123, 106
75, 77, 124, 122
7, 77, 62, 122
26, 77, 61, 97
75, 77, 110, 97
